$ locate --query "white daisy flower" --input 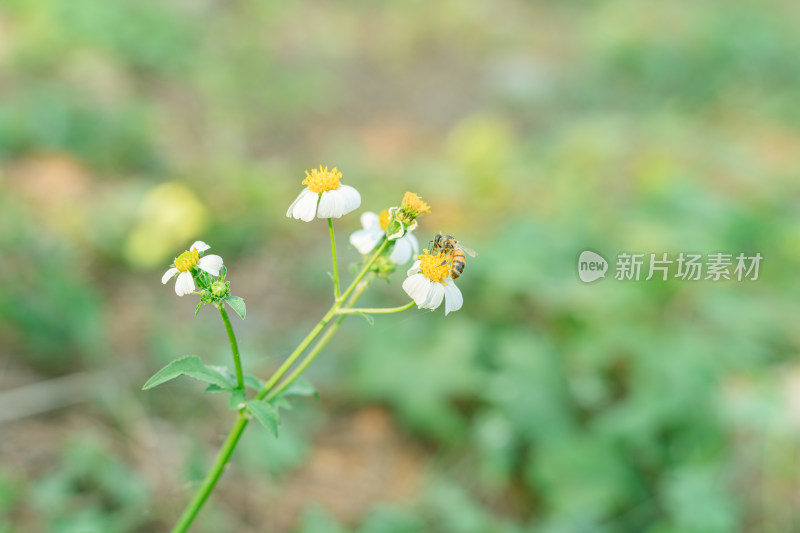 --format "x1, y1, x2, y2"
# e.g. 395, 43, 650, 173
349, 210, 419, 264
402, 250, 463, 315
286, 166, 361, 222
161, 241, 224, 296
